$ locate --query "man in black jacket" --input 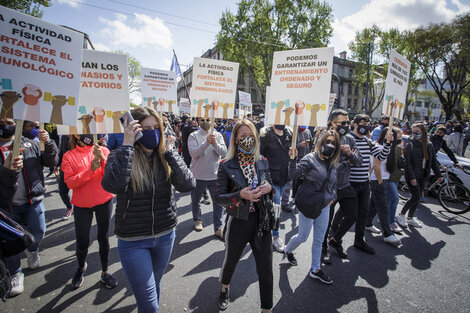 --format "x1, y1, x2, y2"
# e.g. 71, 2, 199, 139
430, 125, 462, 168
0, 118, 58, 297
260, 125, 292, 253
